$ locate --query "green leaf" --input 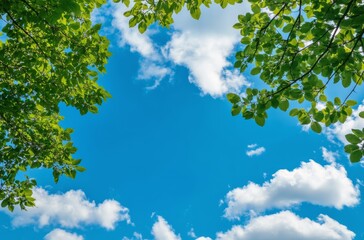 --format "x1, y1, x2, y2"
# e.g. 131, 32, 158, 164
279, 99, 289, 111
282, 24, 293, 33
313, 112, 324, 122
352, 129, 364, 138
138, 22, 147, 34
75, 166, 86, 172
122, 0, 130, 7
251, 4, 260, 14
350, 149, 363, 163
231, 105, 242, 116
251, 67, 261, 75
346, 100, 357, 106
190, 7, 201, 19
1, 198, 9, 208
344, 144, 359, 153
255, 115, 265, 126
359, 111, 364, 118
243, 110, 254, 119
345, 134, 361, 144
72, 159, 82, 165
241, 37, 251, 44
289, 108, 299, 116
227, 93, 241, 104
319, 95, 327, 102
342, 75, 351, 88
334, 97, 341, 105
24, 189, 33, 196
310, 121, 322, 133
